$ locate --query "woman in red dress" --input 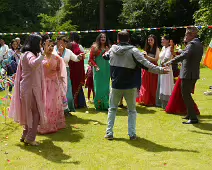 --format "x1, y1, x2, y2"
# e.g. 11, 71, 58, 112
85, 65, 95, 102
137, 34, 160, 106
68, 32, 86, 108
166, 77, 200, 115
